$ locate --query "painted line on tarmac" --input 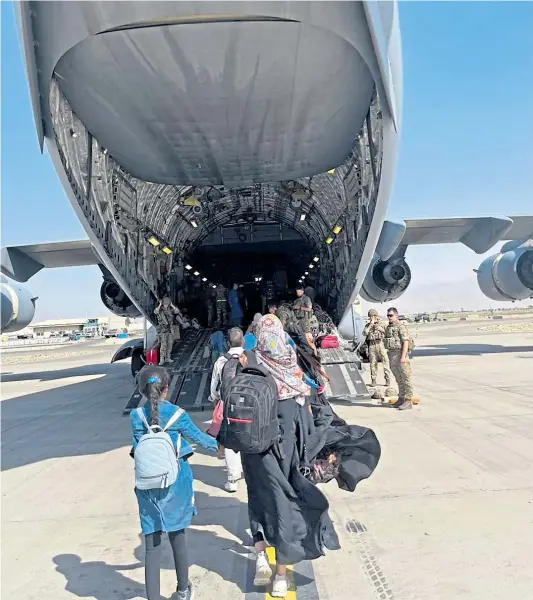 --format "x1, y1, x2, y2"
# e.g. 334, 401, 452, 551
265, 547, 296, 600
245, 549, 319, 600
